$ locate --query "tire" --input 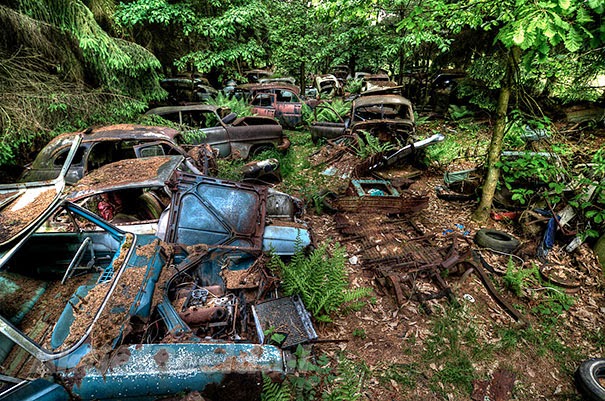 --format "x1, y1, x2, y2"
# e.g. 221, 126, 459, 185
575, 358, 605, 401
474, 228, 520, 253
